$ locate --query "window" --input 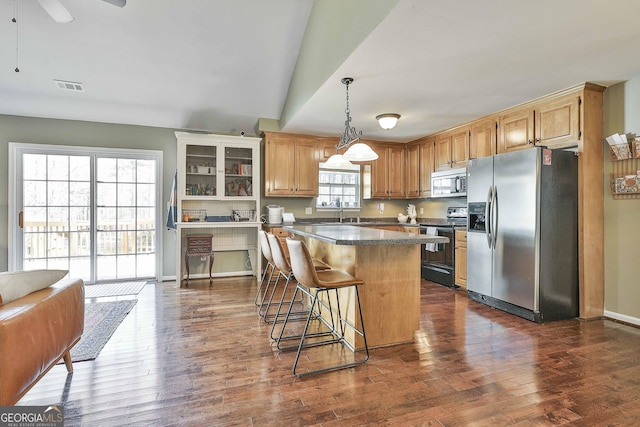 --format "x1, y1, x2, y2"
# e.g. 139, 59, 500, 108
317, 163, 361, 209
